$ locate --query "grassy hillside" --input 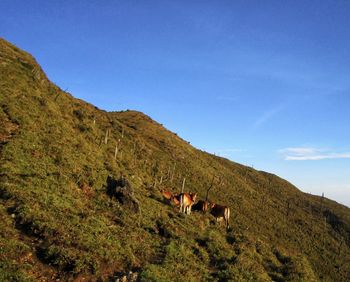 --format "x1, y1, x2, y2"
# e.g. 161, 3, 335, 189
1, 37, 350, 281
